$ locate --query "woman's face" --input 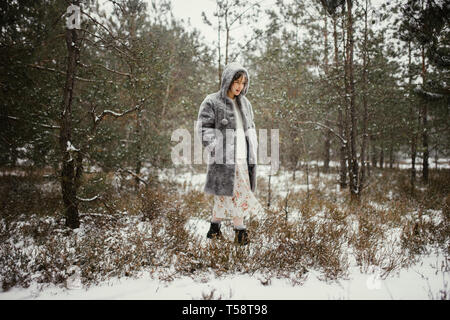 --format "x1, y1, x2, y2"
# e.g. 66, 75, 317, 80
229, 75, 247, 97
